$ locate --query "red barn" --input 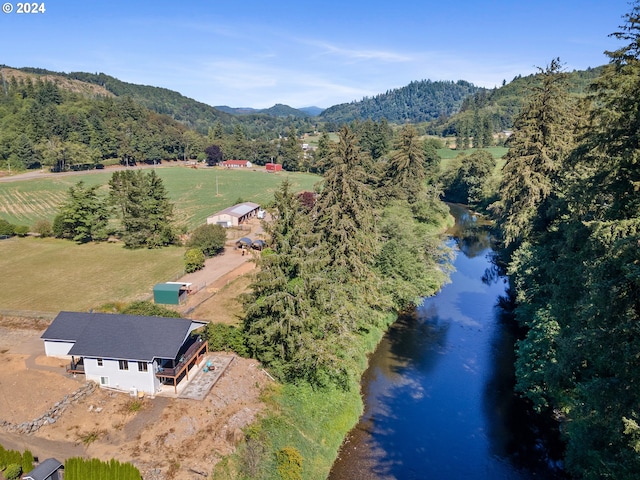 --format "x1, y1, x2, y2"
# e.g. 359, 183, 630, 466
266, 162, 282, 172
